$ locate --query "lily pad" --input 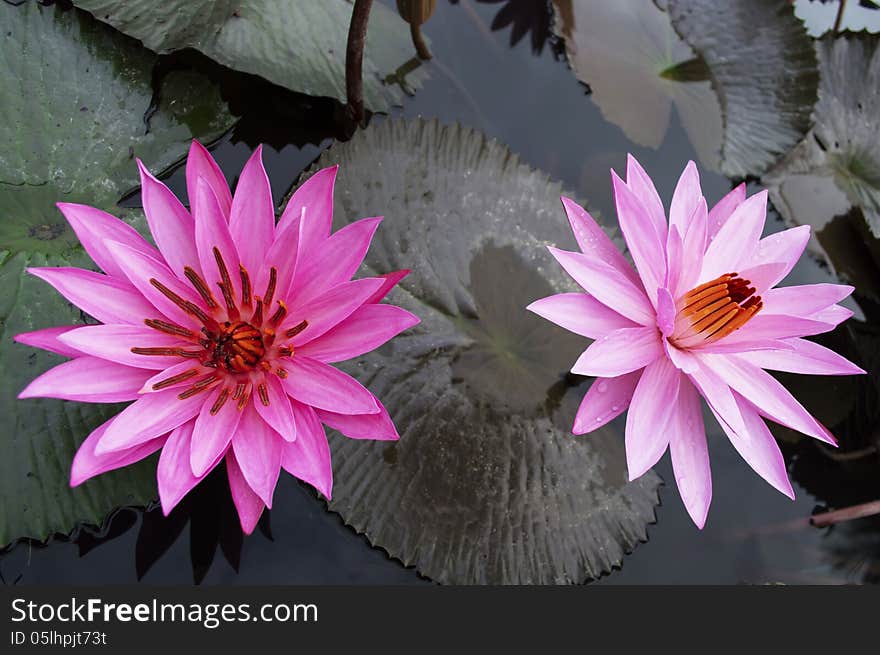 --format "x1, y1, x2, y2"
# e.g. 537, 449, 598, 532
667, 0, 819, 177
551, 0, 818, 177
71, 0, 427, 112
299, 119, 661, 584
0, 1, 234, 547
763, 35, 880, 285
